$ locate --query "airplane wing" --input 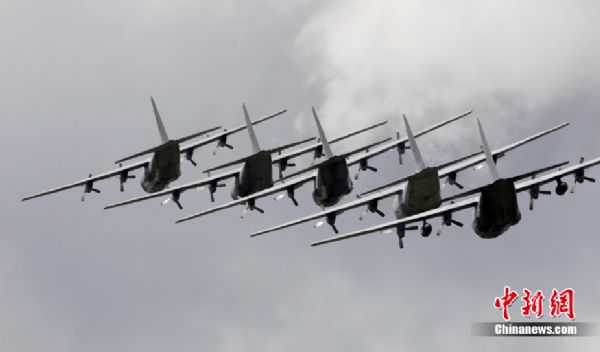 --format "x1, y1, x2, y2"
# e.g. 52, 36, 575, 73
179, 109, 287, 162
311, 196, 479, 246
250, 184, 404, 237
103, 168, 241, 210
175, 172, 317, 223
202, 136, 316, 175
203, 119, 388, 178
249, 122, 570, 237
434, 161, 570, 205
358, 122, 570, 197
515, 156, 600, 194
438, 122, 570, 179
271, 120, 389, 169
22, 159, 149, 201
311, 156, 600, 247
277, 137, 392, 183
343, 110, 473, 168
